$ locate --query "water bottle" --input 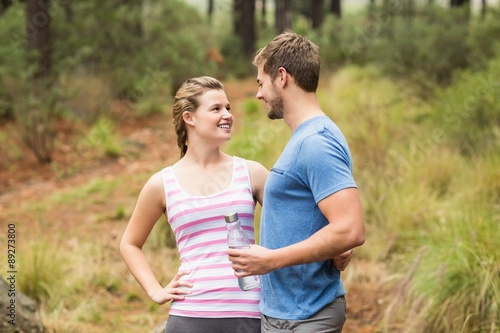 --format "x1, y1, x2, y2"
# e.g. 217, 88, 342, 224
225, 212, 260, 291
